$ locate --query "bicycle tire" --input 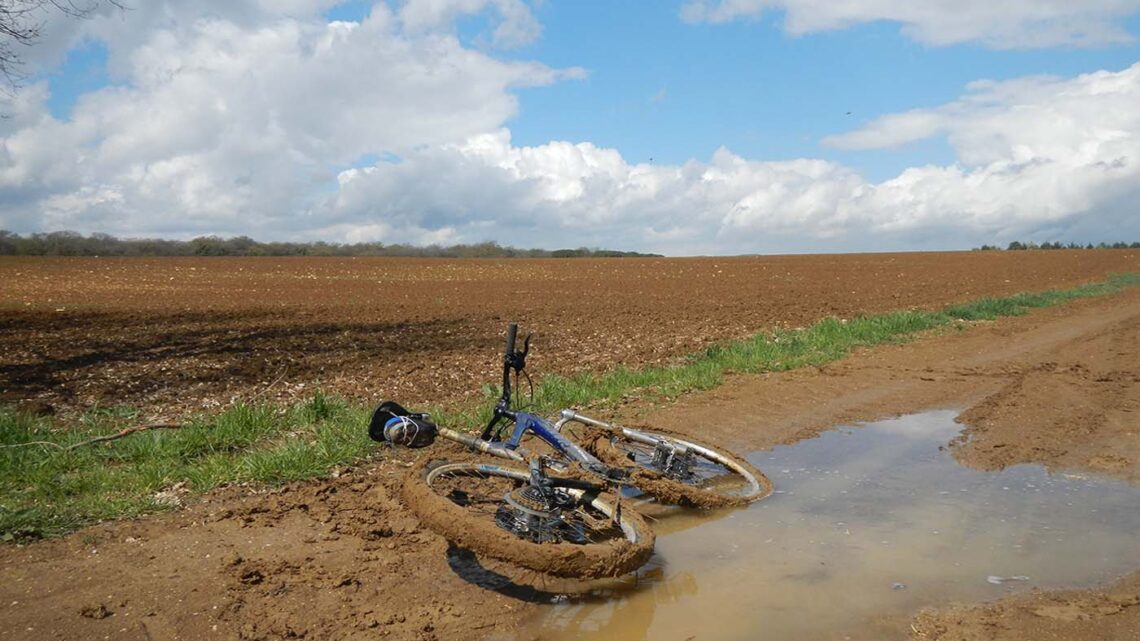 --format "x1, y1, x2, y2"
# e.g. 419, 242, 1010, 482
402, 460, 655, 579
583, 426, 772, 509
